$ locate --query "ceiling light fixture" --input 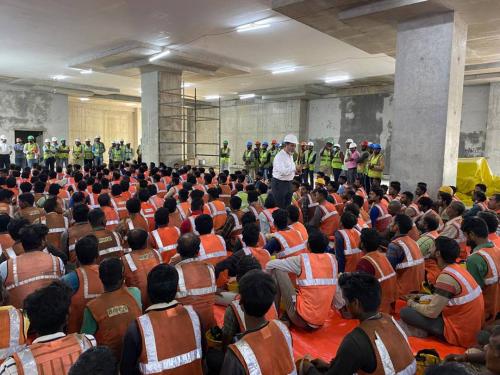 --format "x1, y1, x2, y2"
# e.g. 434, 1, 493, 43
80, 69, 93, 75
79, 97, 90, 102
149, 49, 170, 62
324, 75, 350, 84
204, 95, 220, 100
181, 82, 192, 88
237, 21, 271, 33
239, 93, 255, 99
51, 75, 68, 80
271, 67, 296, 75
